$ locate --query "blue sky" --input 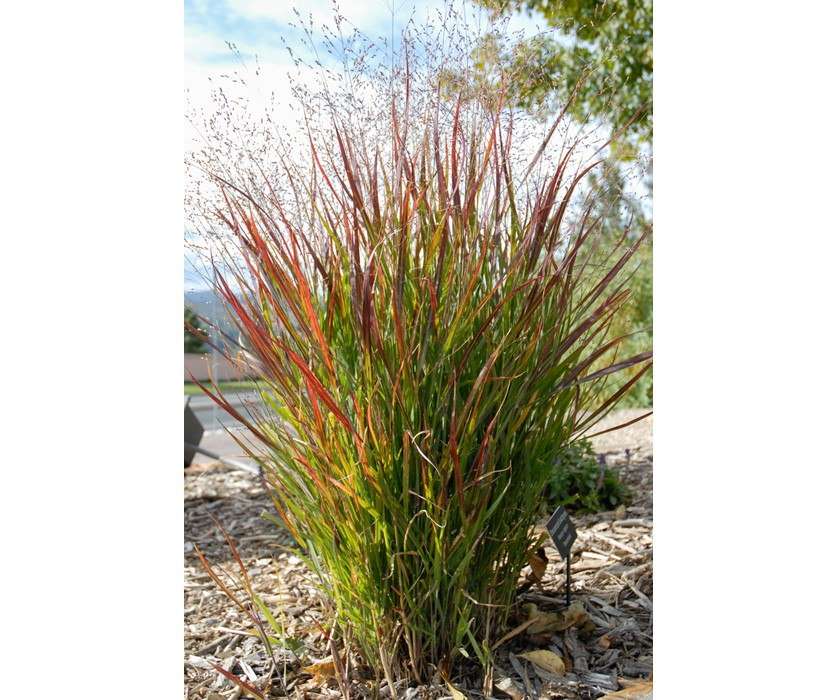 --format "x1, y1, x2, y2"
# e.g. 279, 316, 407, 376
185, 1, 444, 291
185, 0, 440, 65
183, 0, 544, 291
184, 0, 543, 139
184, 0, 536, 126
184, 0, 542, 71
